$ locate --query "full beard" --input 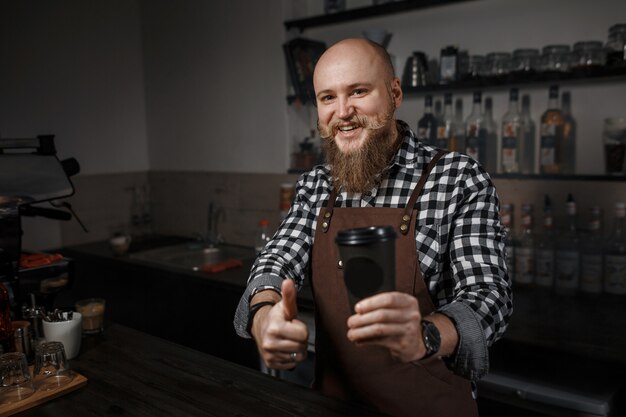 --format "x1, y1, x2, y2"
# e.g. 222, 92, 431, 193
320, 102, 400, 195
